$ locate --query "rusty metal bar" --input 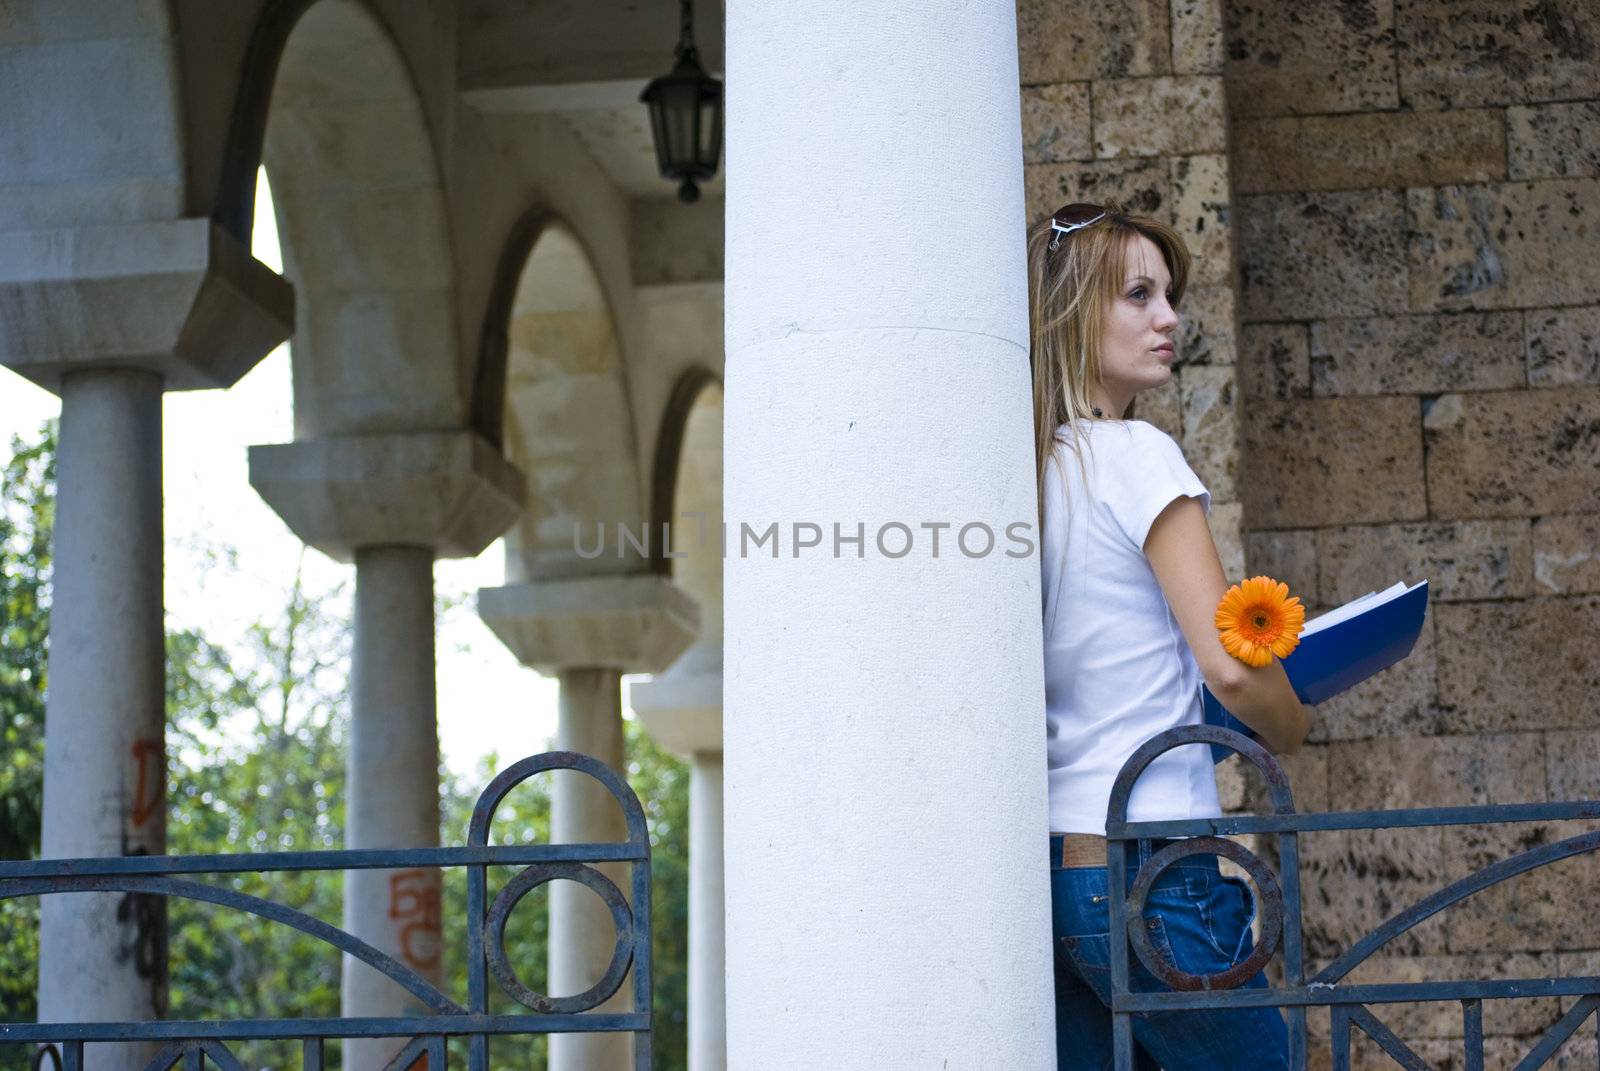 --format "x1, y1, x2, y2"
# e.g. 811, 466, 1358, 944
1113, 976, 1600, 1011
1330, 1006, 1351, 1071
1463, 998, 1484, 1071
0, 1014, 647, 1045
1346, 1006, 1429, 1070
1512, 995, 1599, 1071
1279, 822, 1308, 1071
2, 842, 643, 880
1105, 832, 1134, 1071
1105, 799, 1600, 839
